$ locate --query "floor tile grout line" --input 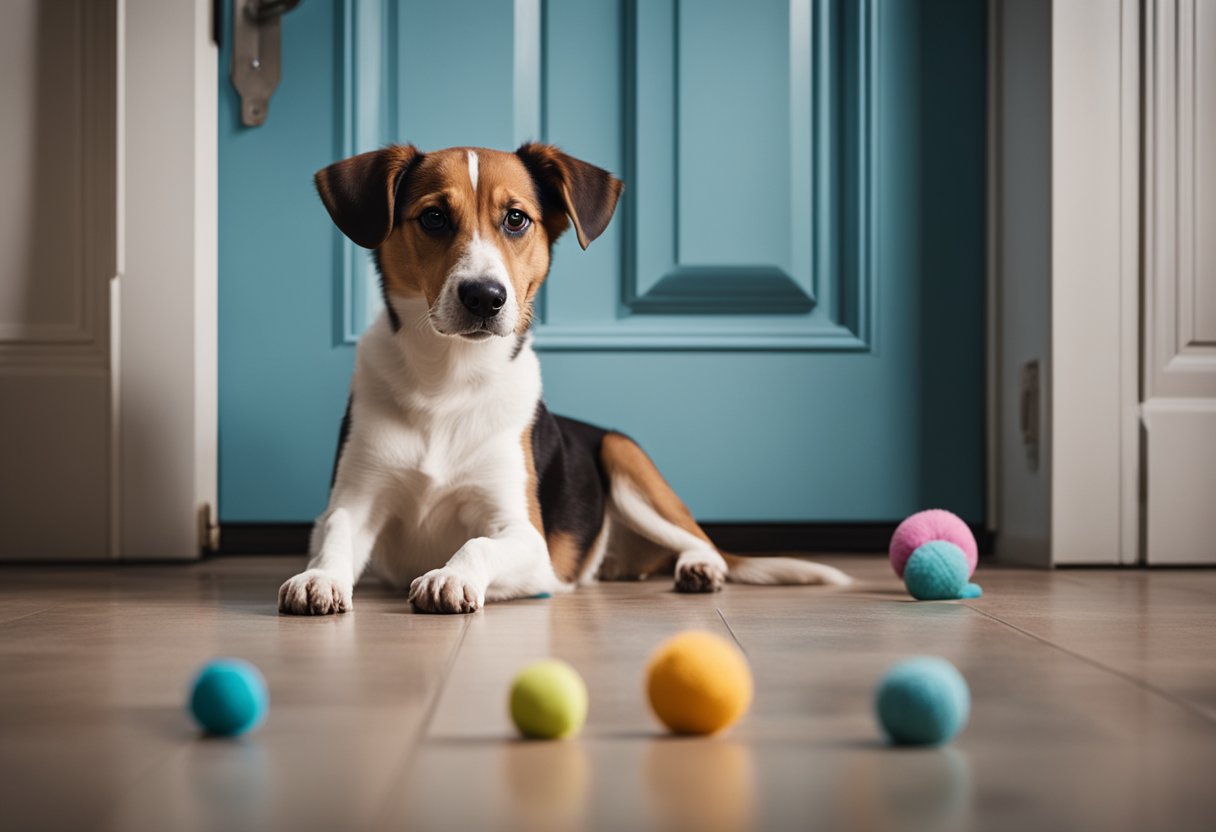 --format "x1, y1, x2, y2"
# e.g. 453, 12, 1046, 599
963, 602, 1216, 726
0, 606, 59, 629
370, 614, 472, 828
